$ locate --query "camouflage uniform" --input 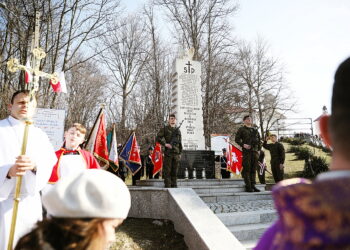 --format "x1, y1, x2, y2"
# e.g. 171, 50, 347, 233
156, 125, 182, 187
263, 141, 285, 183
235, 125, 261, 191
